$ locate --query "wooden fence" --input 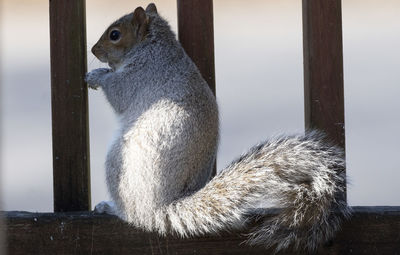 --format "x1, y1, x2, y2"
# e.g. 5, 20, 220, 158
3, 0, 400, 254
